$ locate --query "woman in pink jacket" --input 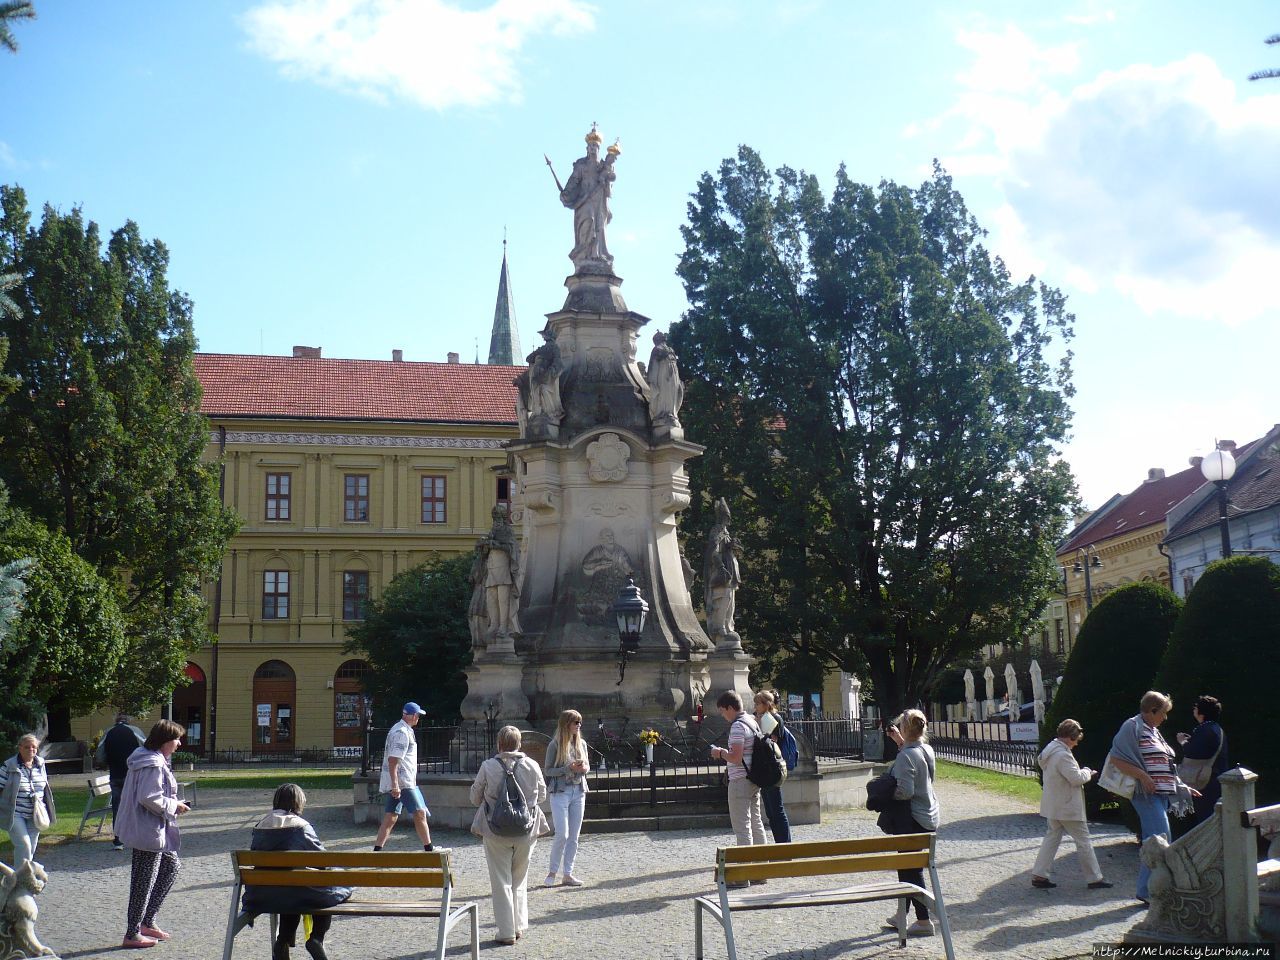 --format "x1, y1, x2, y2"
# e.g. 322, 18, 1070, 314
115, 720, 191, 949
1031, 719, 1112, 891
